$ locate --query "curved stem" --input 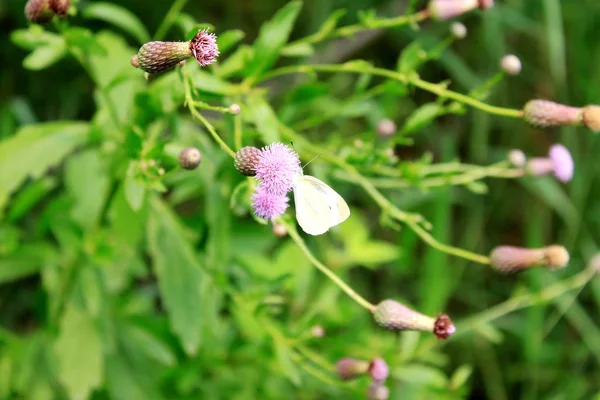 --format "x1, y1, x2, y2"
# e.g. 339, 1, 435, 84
283, 220, 375, 311
258, 64, 523, 119
284, 10, 430, 51
182, 68, 236, 158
